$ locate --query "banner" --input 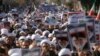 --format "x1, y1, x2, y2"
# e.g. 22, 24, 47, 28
44, 16, 59, 25
39, 4, 58, 13
68, 12, 86, 25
